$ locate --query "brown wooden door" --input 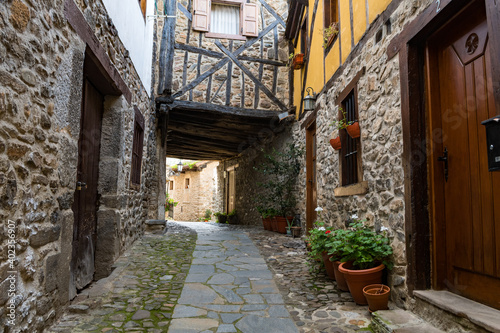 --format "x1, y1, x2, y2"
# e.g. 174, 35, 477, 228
71, 78, 104, 290
306, 122, 317, 233
427, 2, 500, 309
227, 170, 236, 213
